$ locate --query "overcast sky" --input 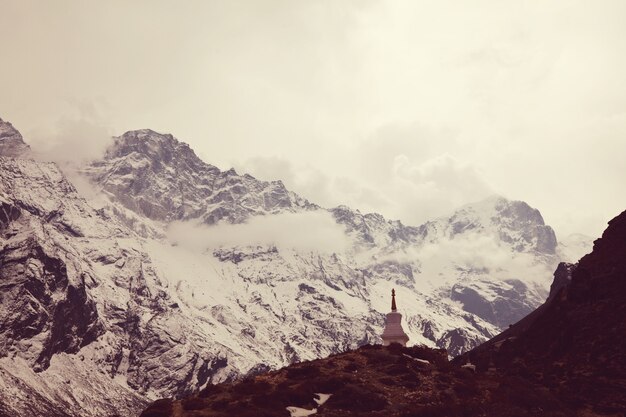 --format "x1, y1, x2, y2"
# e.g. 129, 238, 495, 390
1, 0, 625, 238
